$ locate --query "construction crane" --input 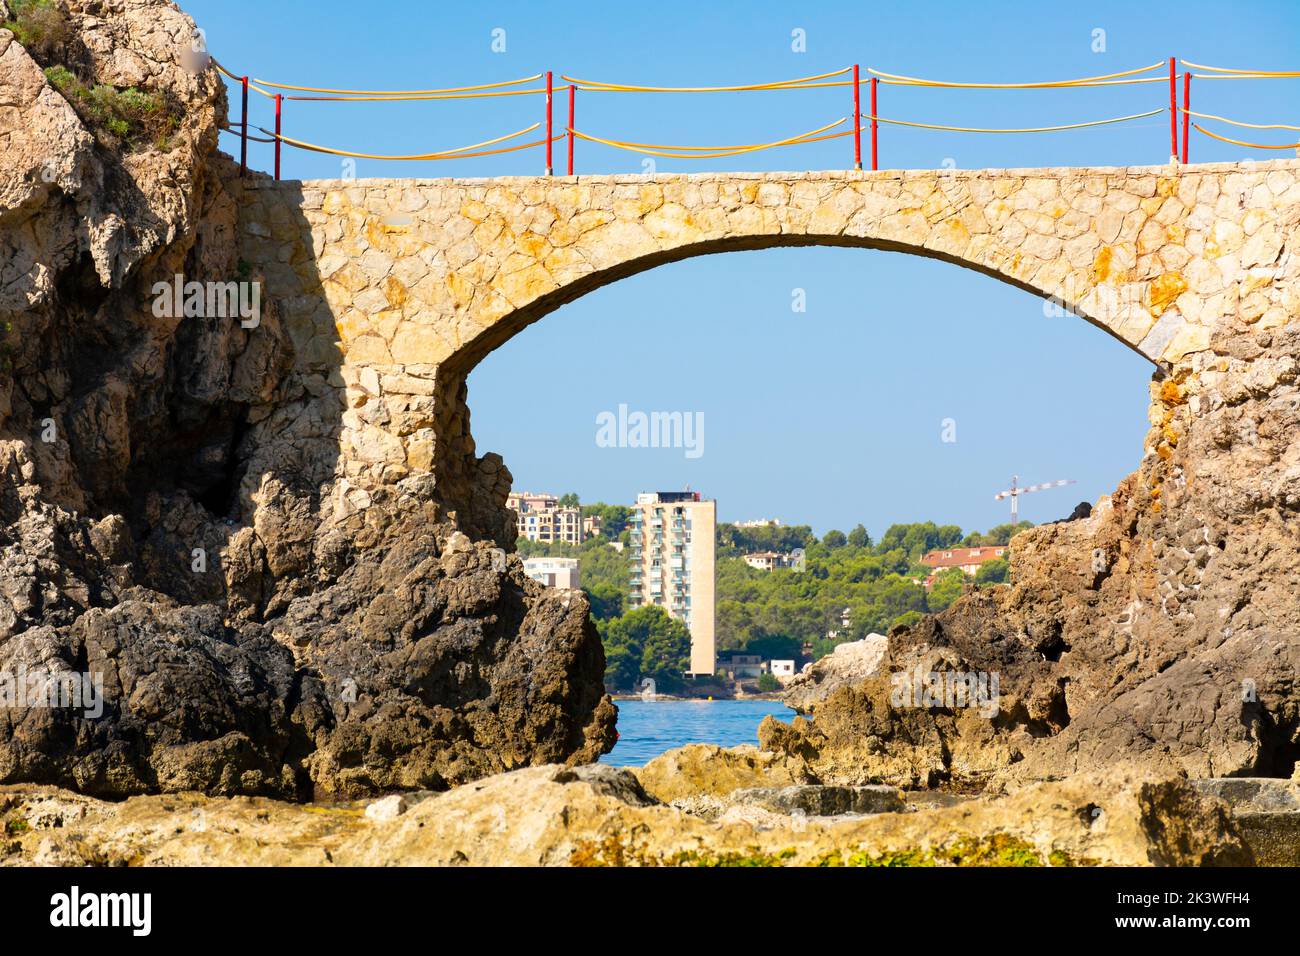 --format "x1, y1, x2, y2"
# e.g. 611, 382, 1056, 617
994, 475, 1076, 525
